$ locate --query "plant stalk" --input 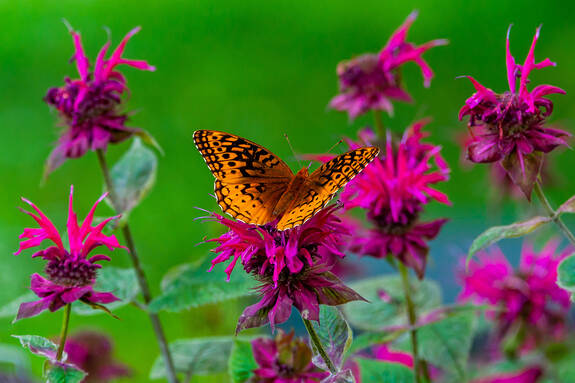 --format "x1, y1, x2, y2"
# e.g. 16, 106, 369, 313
373, 110, 385, 138
55, 304, 71, 362
96, 149, 179, 383
534, 181, 575, 247
302, 317, 338, 375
